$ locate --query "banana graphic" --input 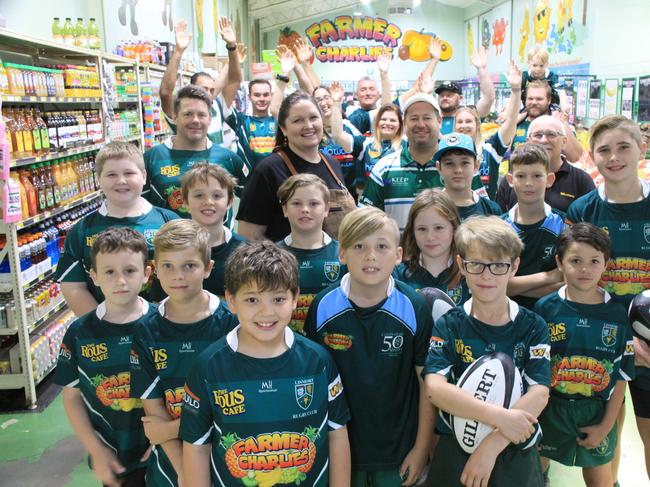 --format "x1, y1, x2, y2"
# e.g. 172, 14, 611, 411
255, 468, 283, 487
